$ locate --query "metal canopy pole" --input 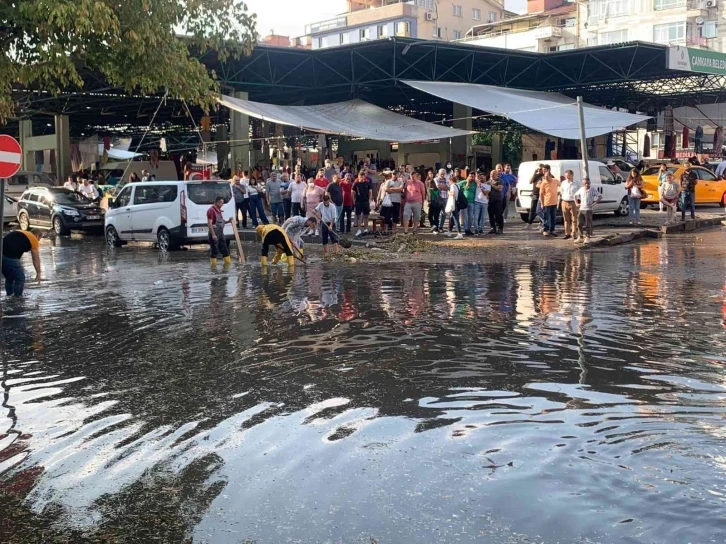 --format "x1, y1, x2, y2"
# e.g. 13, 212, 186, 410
577, 96, 590, 181
0, 180, 5, 259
